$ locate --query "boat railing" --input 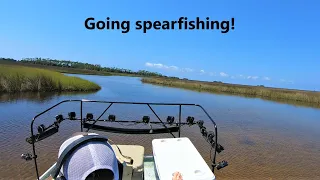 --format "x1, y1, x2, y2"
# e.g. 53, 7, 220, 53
22, 99, 227, 180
